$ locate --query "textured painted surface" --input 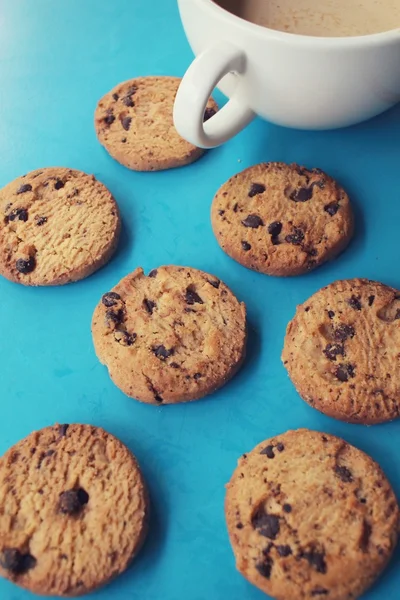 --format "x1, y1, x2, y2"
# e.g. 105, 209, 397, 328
0, 1, 400, 599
